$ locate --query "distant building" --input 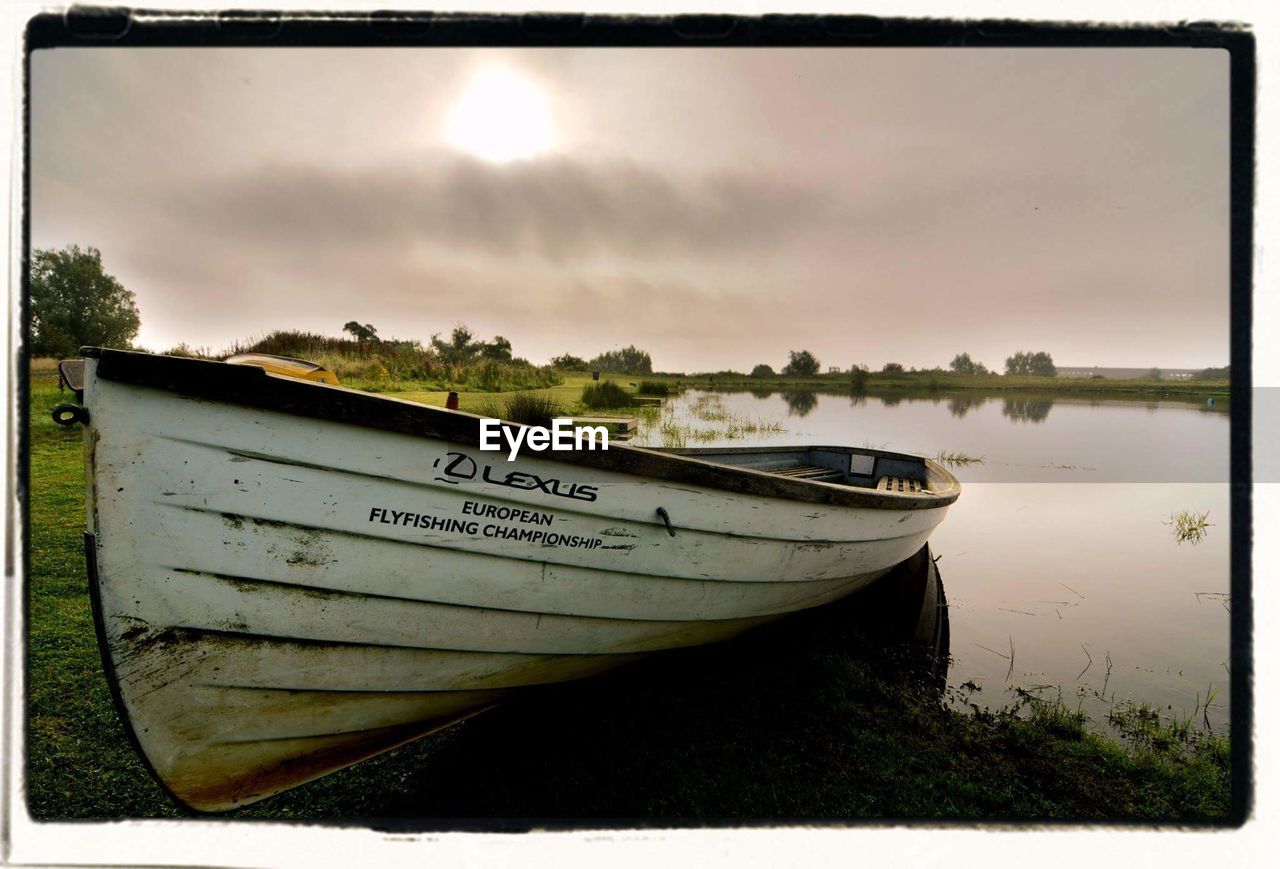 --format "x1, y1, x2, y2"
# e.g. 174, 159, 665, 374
1056, 366, 1198, 381
827, 366, 842, 374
